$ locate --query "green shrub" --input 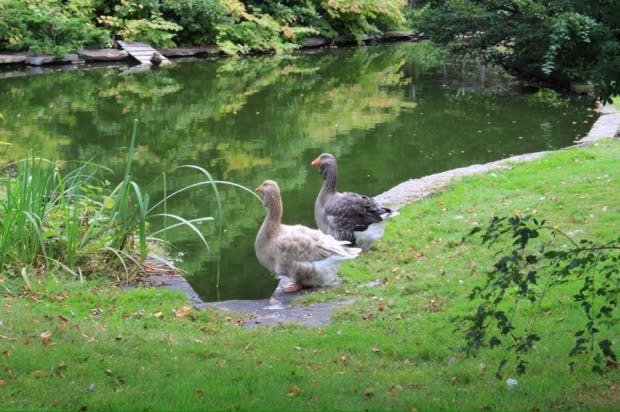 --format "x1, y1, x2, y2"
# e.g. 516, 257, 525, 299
0, 0, 111, 56
416, 0, 620, 102
319, 0, 407, 40
216, 0, 299, 55
97, 0, 181, 47
160, 0, 229, 47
